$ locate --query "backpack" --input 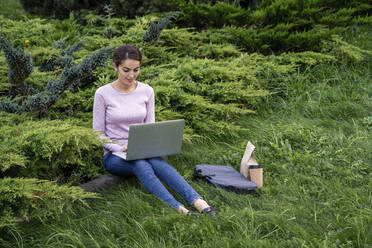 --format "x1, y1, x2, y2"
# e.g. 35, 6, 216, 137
193, 164, 258, 194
